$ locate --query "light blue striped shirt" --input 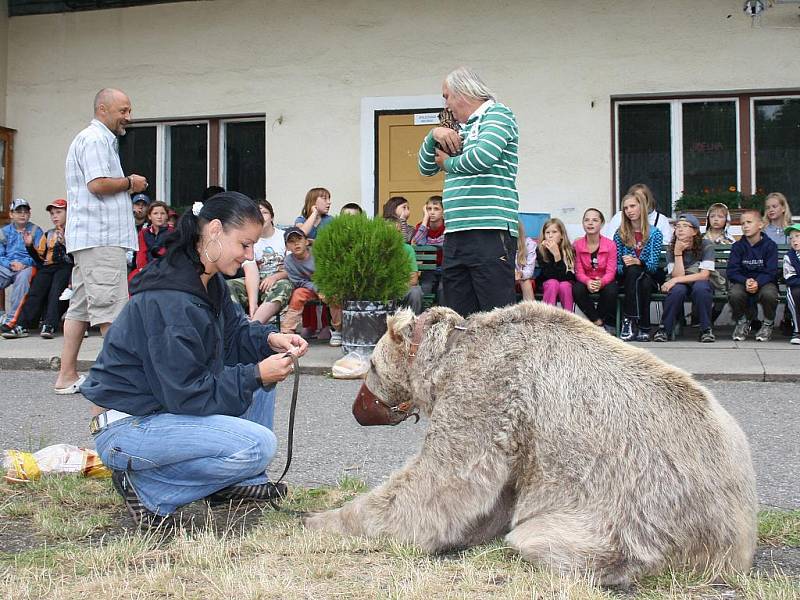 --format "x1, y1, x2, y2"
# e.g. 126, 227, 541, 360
65, 119, 137, 253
